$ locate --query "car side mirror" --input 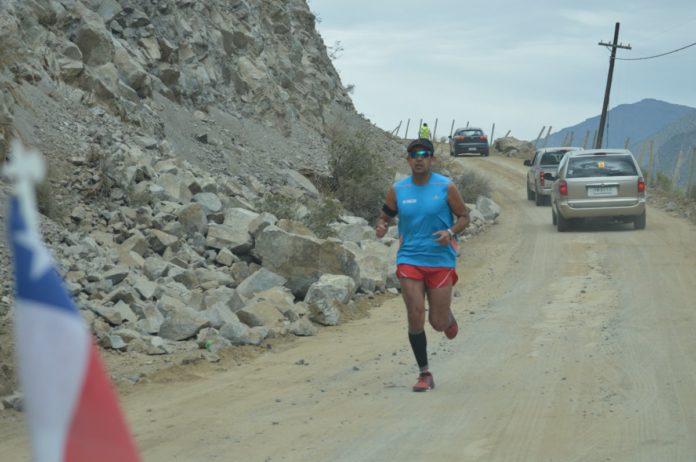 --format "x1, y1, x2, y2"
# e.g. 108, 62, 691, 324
543, 172, 554, 180
523, 160, 532, 166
